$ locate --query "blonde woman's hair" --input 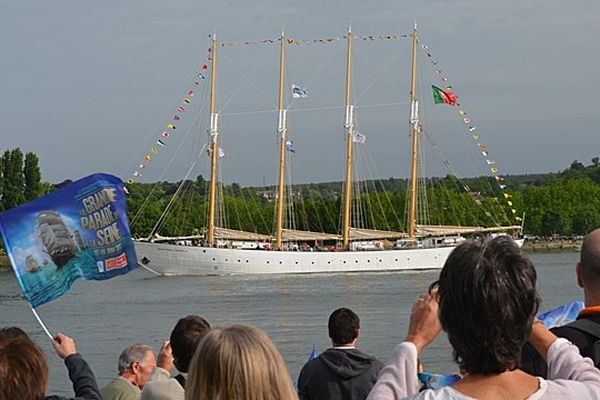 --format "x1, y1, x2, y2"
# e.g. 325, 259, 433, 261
185, 324, 298, 400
